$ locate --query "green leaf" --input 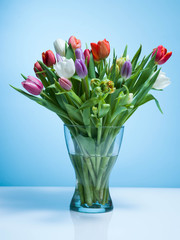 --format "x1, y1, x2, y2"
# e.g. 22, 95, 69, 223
21, 74, 27, 80
66, 44, 75, 60
139, 94, 163, 114
71, 75, 82, 82
132, 69, 161, 106
64, 102, 83, 124
88, 53, 96, 79
132, 53, 156, 95
67, 90, 83, 107
122, 45, 128, 57
75, 135, 96, 155
99, 63, 108, 80
38, 61, 58, 84
10, 85, 69, 119
98, 104, 110, 118
111, 106, 127, 122
79, 97, 100, 110
82, 108, 91, 126
131, 45, 142, 70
